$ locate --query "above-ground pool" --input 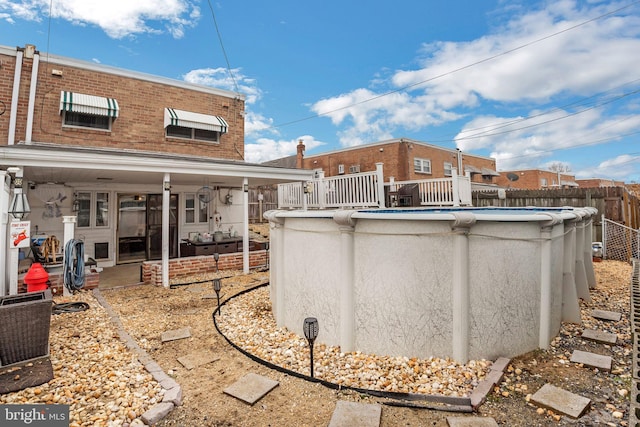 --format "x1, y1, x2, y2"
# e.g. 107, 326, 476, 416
265, 206, 598, 363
